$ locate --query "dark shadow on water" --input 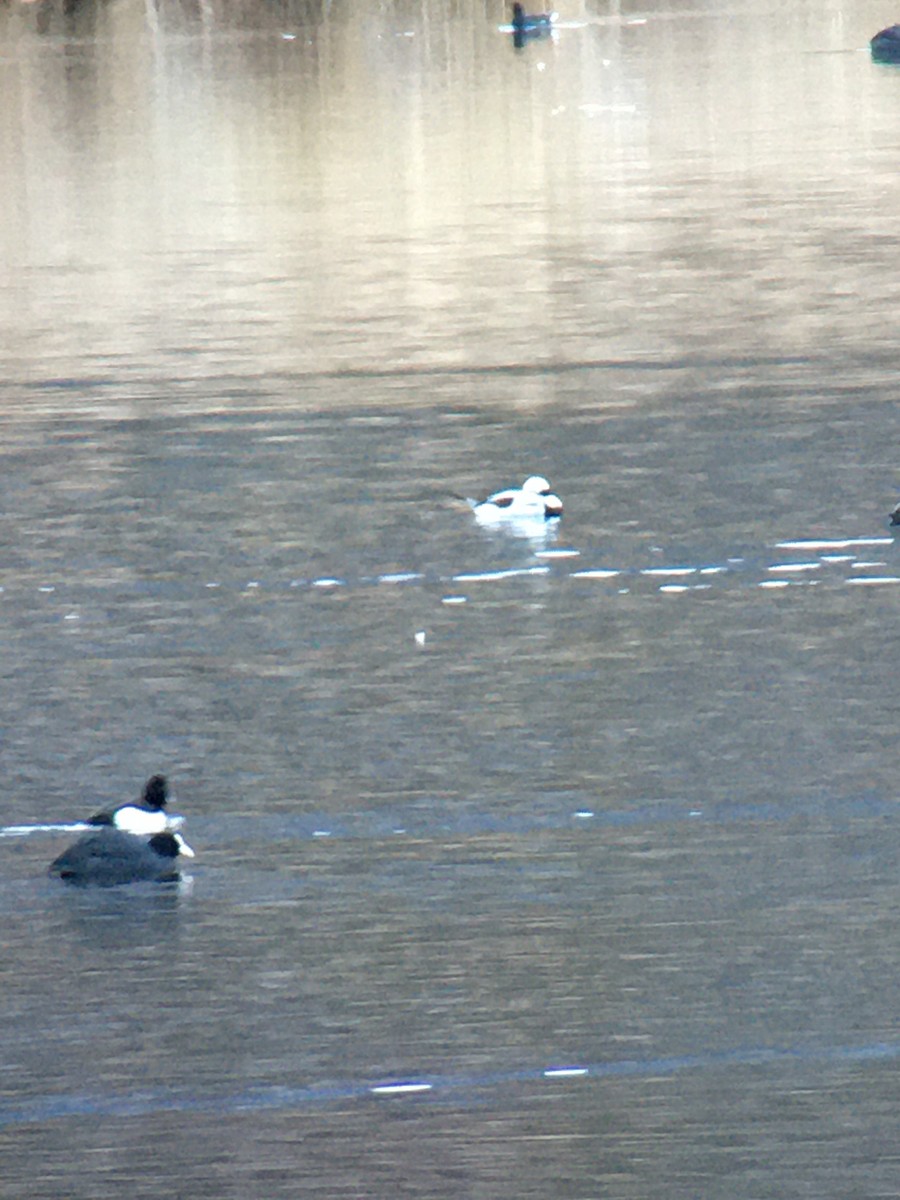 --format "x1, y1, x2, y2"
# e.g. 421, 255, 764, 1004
47, 878, 192, 949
